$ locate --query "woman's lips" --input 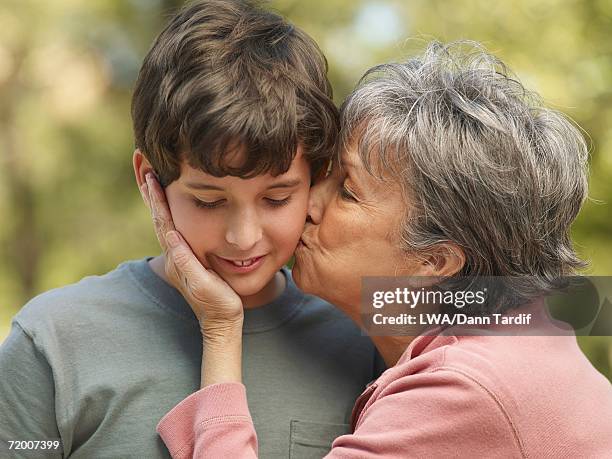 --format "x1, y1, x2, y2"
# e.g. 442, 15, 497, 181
299, 225, 314, 249
215, 255, 266, 273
